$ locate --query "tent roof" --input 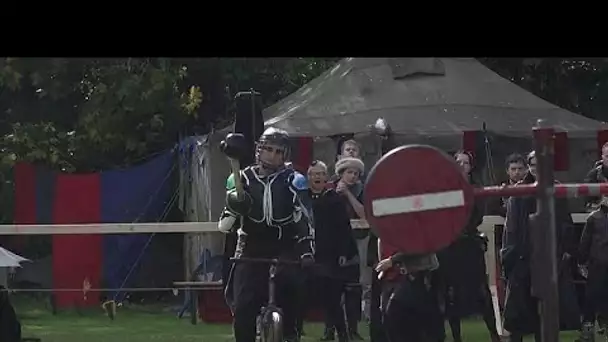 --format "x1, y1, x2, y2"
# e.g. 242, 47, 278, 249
263, 58, 607, 137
